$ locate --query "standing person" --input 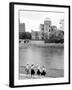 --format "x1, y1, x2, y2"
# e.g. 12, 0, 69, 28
37, 64, 41, 76
41, 66, 46, 76
31, 64, 35, 78
25, 64, 30, 75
